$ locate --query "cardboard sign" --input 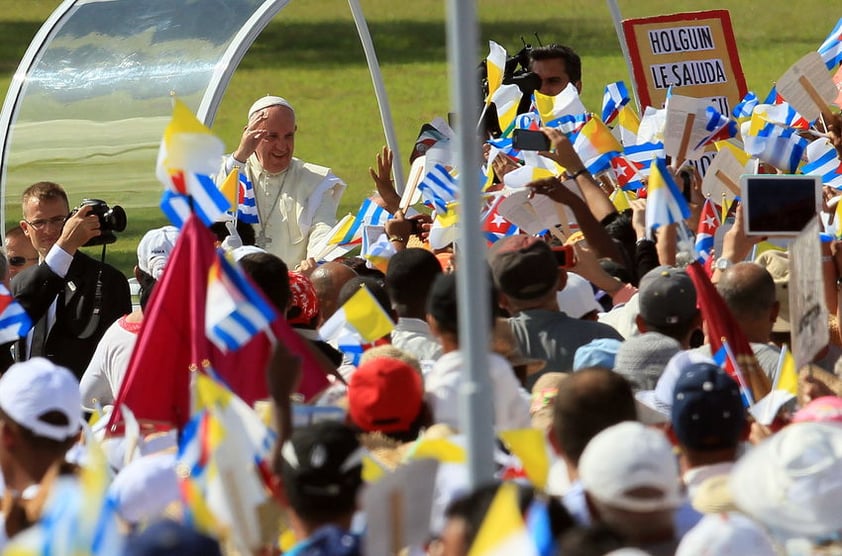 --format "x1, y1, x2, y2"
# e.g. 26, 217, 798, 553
701, 147, 745, 202
777, 51, 838, 123
622, 10, 747, 115
362, 458, 440, 555
788, 218, 829, 371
